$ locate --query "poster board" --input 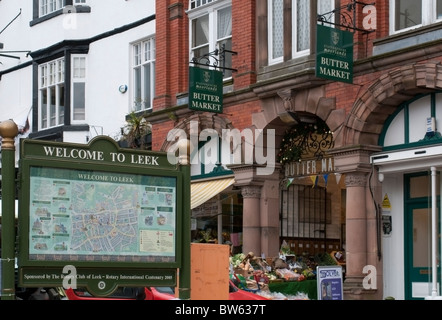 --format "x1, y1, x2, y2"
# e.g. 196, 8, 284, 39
316, 265, 344, 300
